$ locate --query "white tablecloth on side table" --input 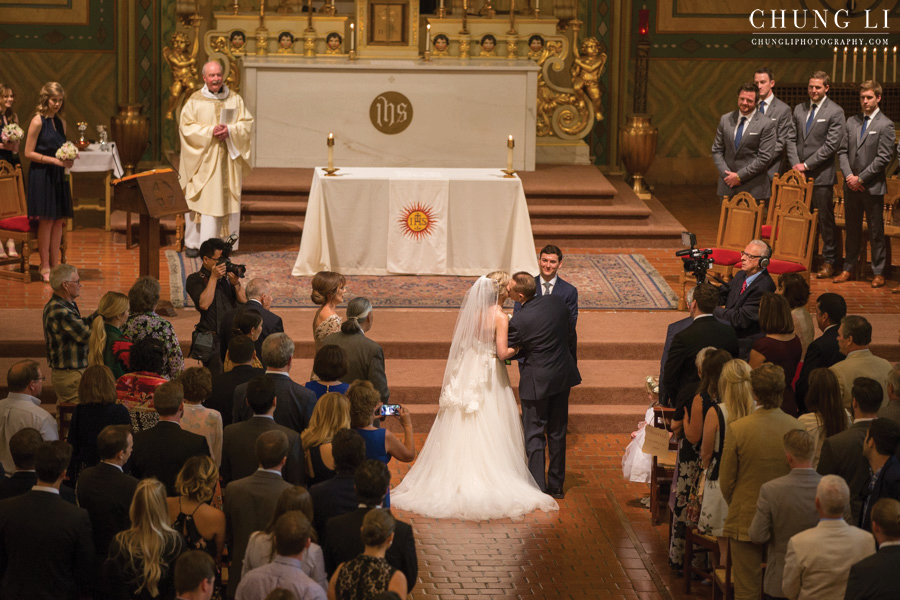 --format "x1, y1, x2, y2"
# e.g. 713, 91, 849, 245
68, 143, 124, 230
292, 167, 539, 277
